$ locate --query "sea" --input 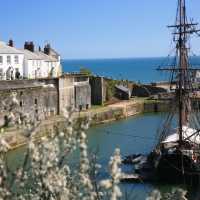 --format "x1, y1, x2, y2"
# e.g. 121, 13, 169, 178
62, 56, 200, 84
